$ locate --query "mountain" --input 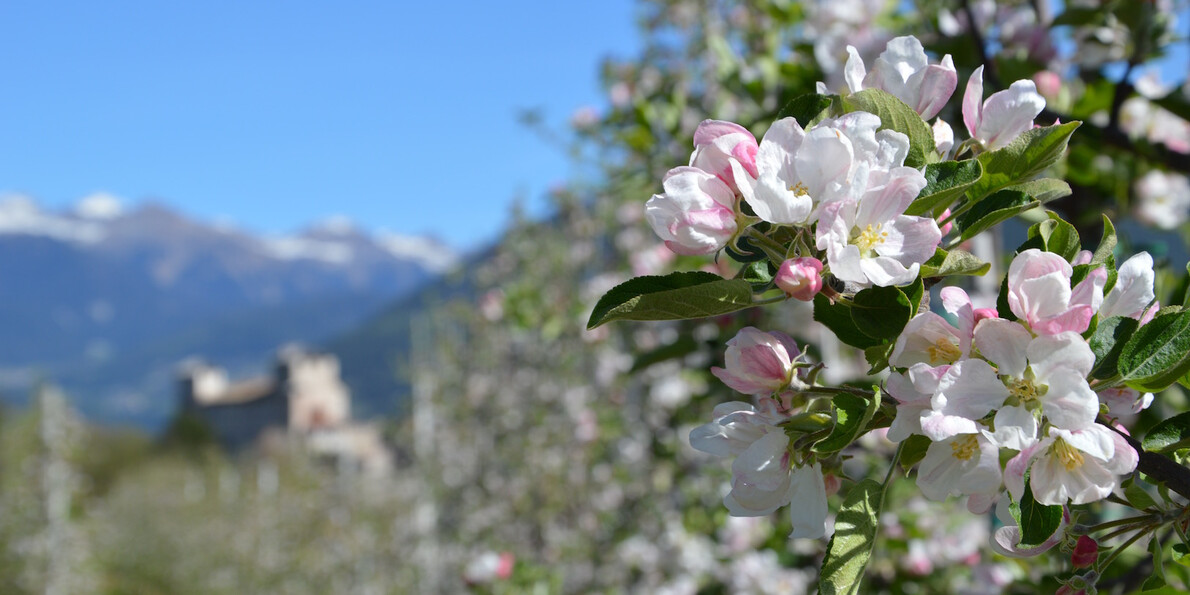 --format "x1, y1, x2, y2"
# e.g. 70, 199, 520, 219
0, 194, 456, 427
